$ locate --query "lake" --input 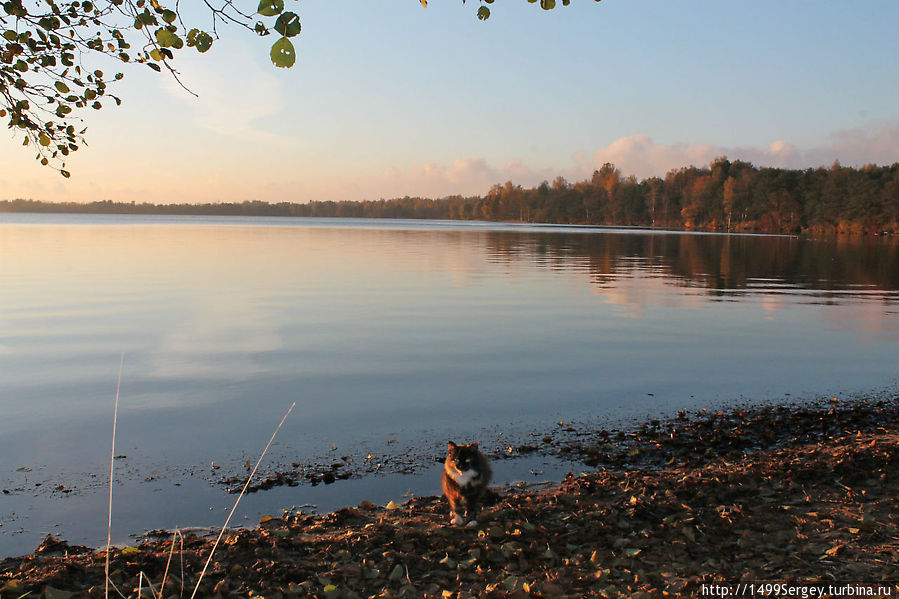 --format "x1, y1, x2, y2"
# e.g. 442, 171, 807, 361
1, 213, 897, 557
